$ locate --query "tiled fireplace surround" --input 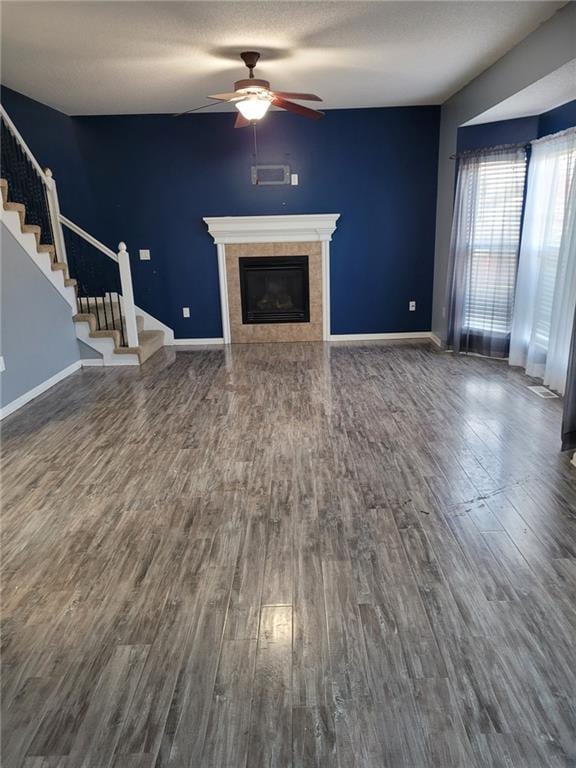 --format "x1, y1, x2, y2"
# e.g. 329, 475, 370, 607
205, 215, 340, 344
